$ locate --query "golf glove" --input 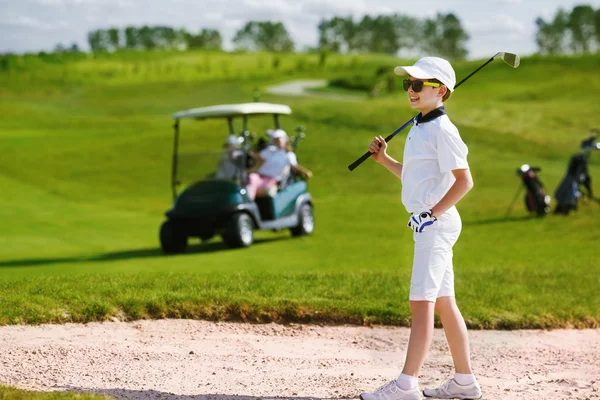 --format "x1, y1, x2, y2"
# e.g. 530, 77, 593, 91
408, 210, 437, 233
